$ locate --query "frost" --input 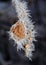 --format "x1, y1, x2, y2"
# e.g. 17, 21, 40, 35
8, 0, 36, 60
